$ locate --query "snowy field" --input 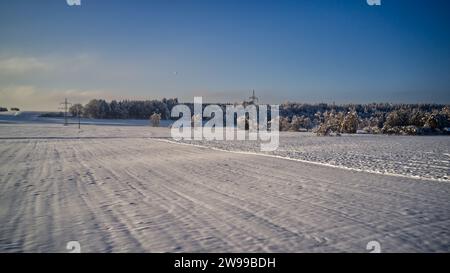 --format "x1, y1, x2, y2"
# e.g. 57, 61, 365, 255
0, 123, 450, 252
0, 111, 174, 127
179, 132, 450, 182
